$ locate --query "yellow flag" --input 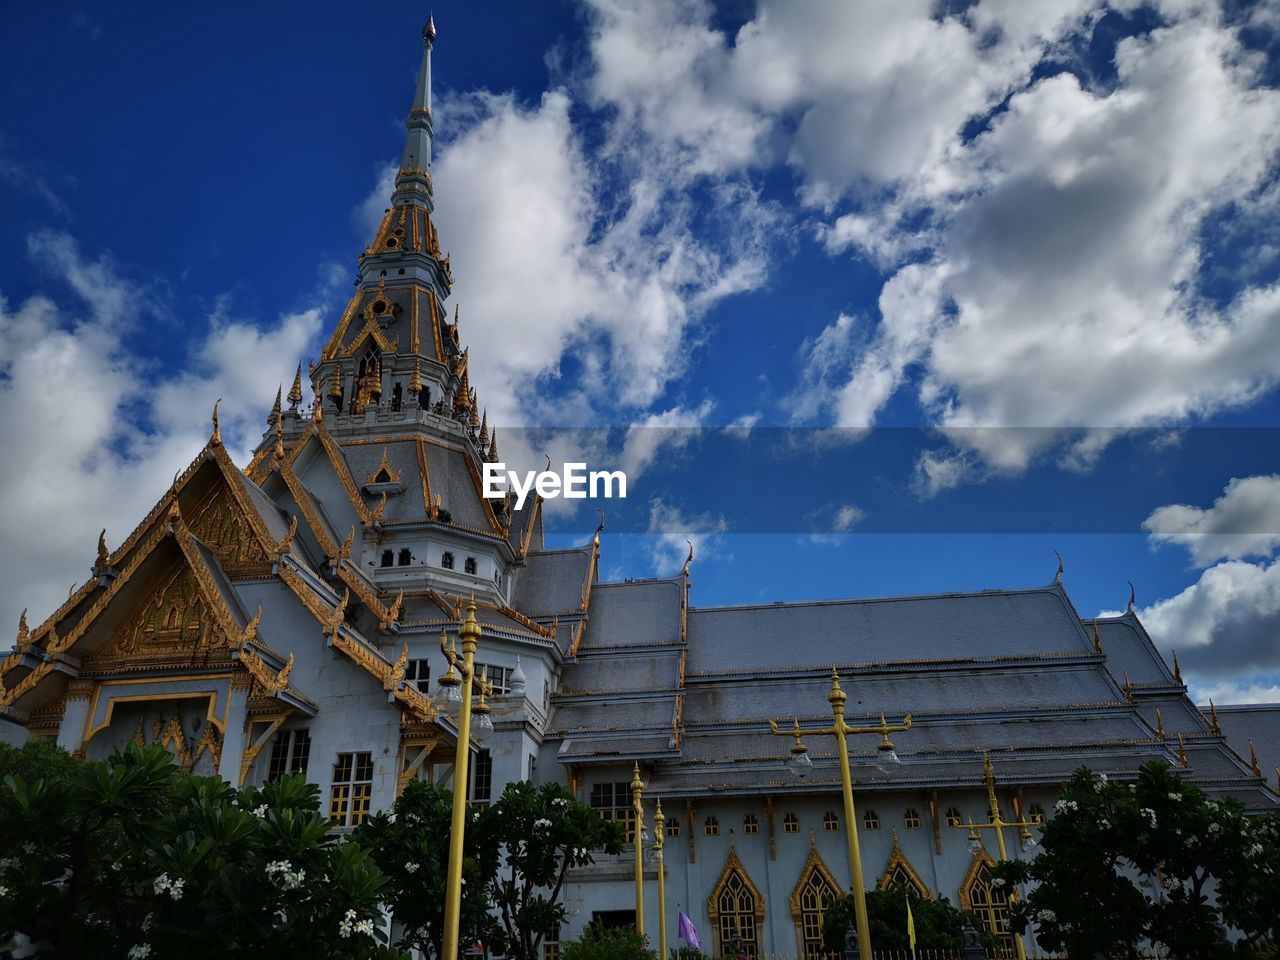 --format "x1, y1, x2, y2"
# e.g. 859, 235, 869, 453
906, 893, 917, 956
